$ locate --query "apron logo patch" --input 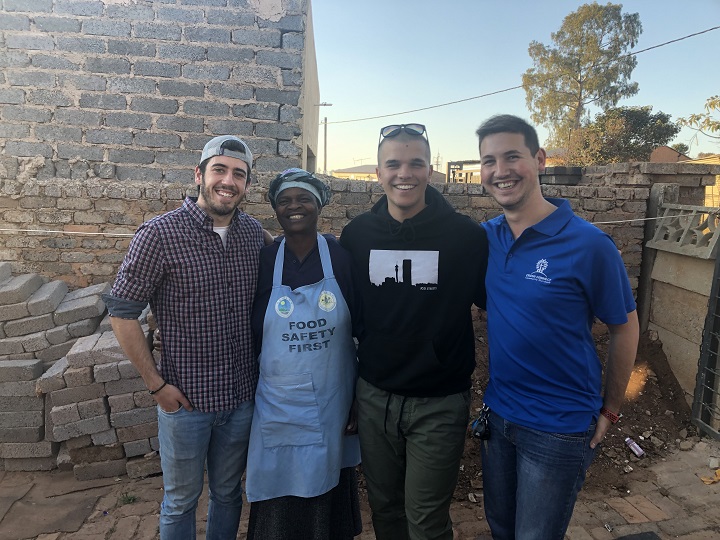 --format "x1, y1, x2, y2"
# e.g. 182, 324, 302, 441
275, 296, 294, 318
318, 290, 337, 312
